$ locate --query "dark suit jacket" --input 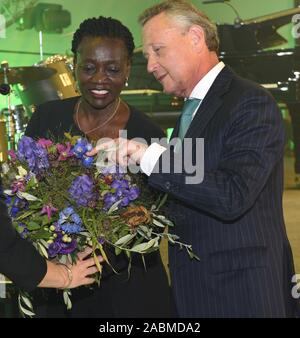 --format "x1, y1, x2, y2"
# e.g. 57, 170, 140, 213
0, 179, 47, 291
149, 66, 300, 317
